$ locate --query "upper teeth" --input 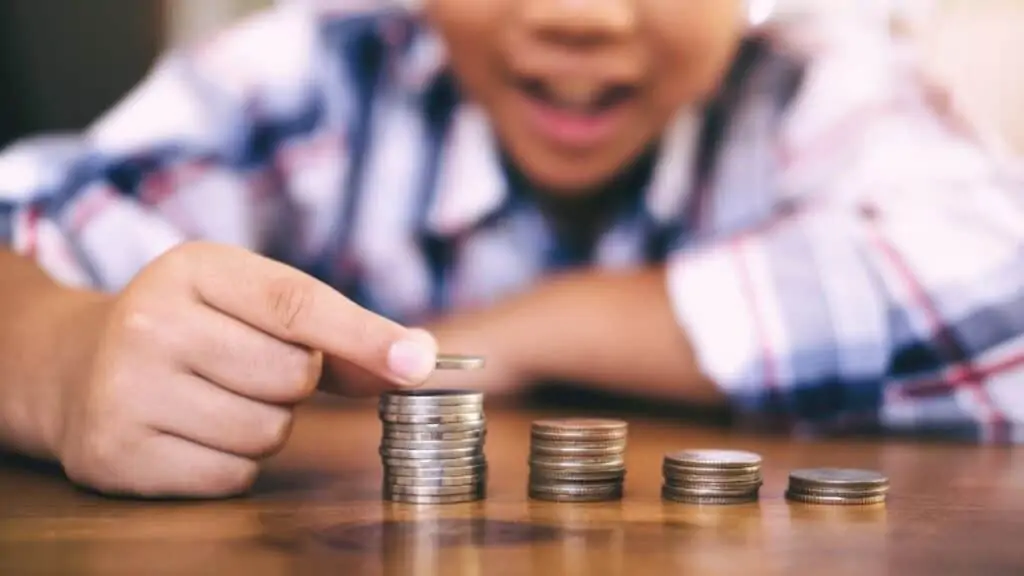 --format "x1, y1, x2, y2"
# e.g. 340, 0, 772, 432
549, 83, 603, 107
